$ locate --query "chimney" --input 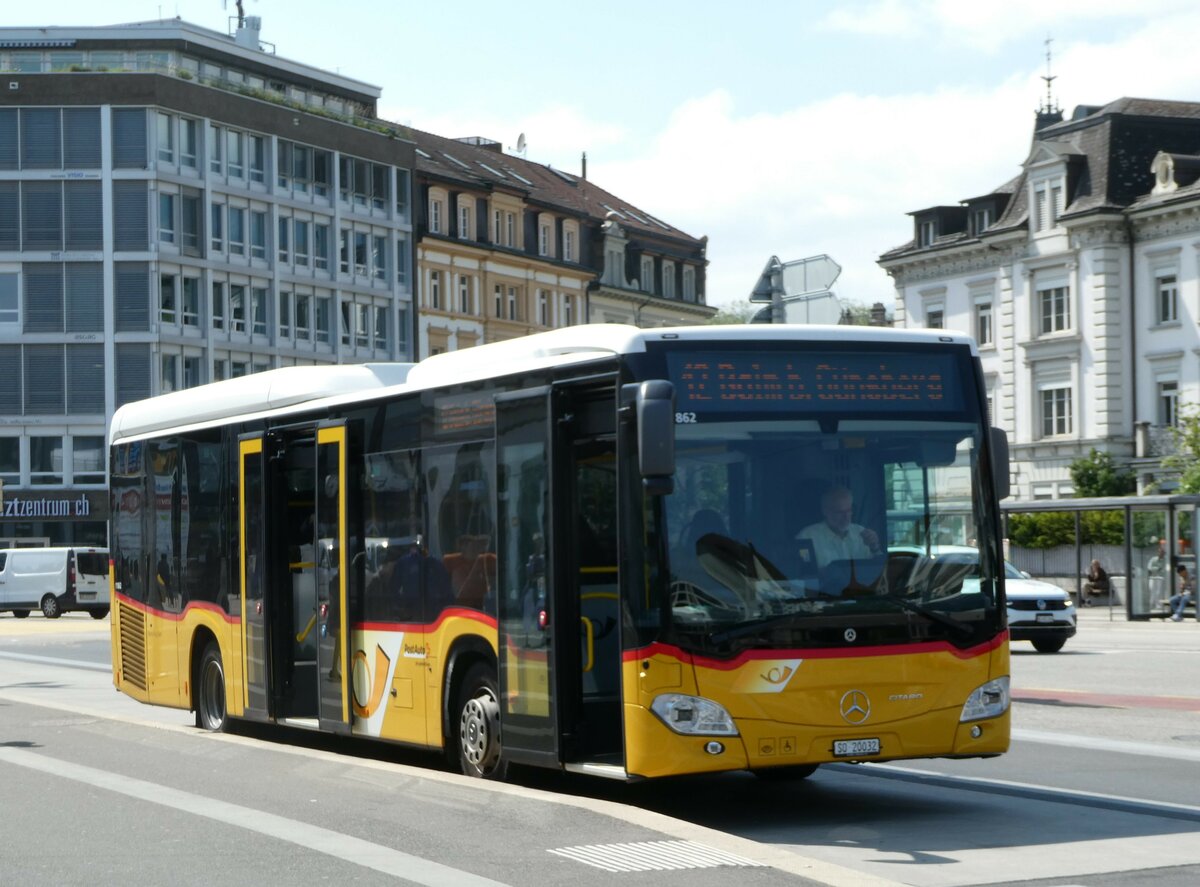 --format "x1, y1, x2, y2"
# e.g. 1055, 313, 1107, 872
581, 151, 587, 180
870, 302, 888, 326
235, 15, 263, 51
